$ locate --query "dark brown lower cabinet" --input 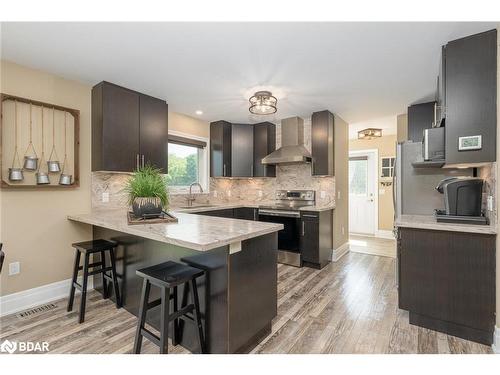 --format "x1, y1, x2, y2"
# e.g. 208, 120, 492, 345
300, 210, 333, 269
397, 227, 496, 345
